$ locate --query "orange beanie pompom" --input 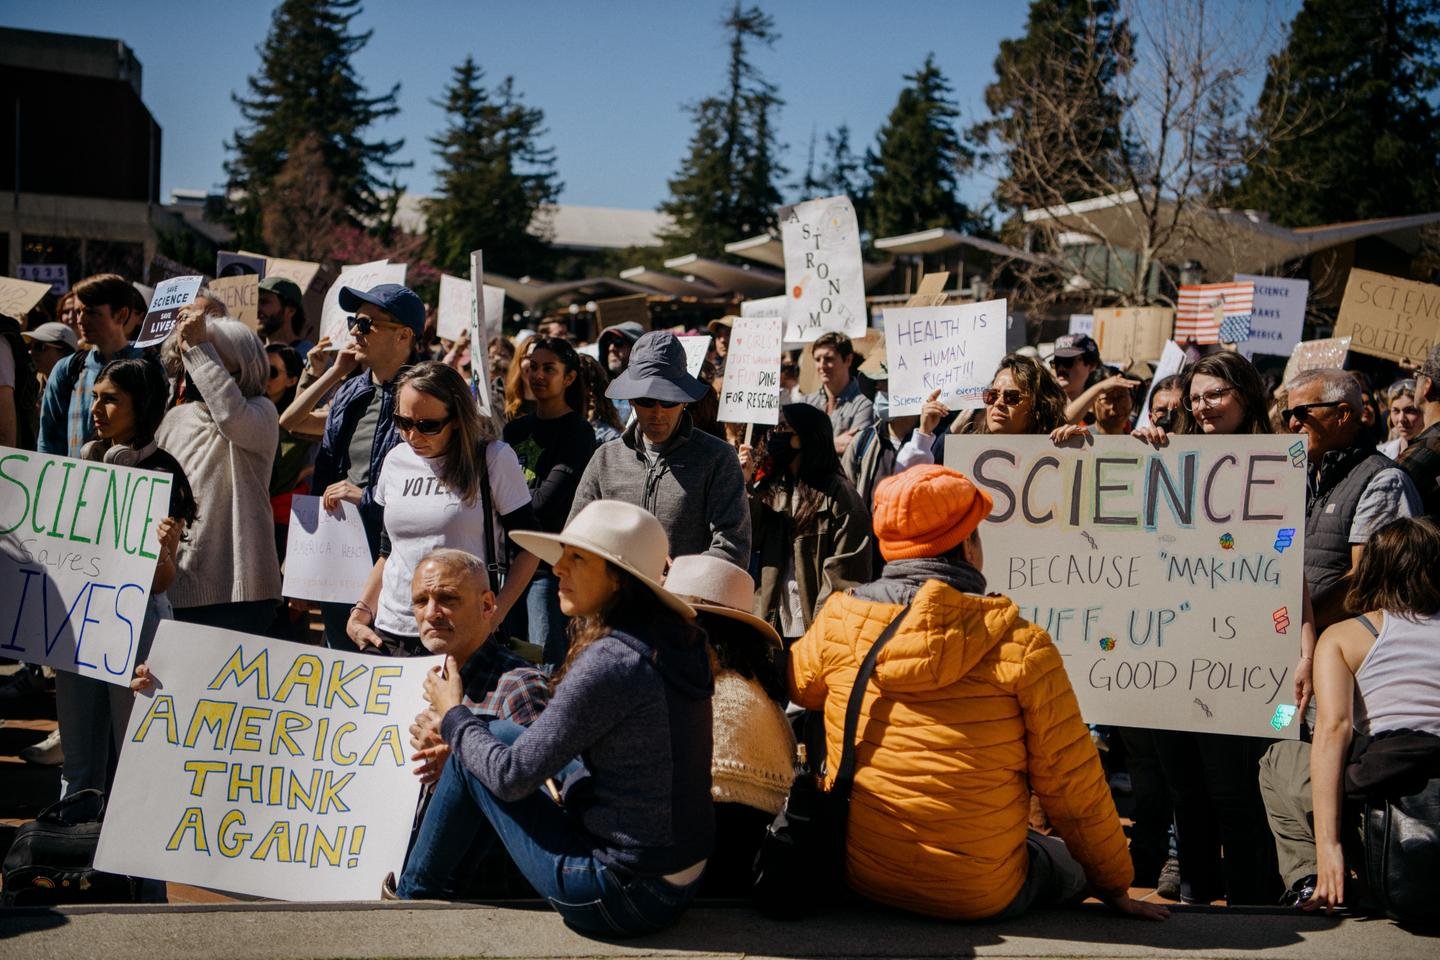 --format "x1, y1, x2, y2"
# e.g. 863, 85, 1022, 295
872, 465, 994, 561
